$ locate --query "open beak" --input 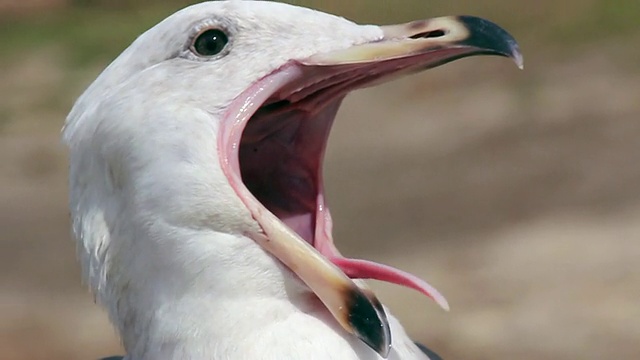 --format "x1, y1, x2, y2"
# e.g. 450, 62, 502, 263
220, 15, 521, 358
